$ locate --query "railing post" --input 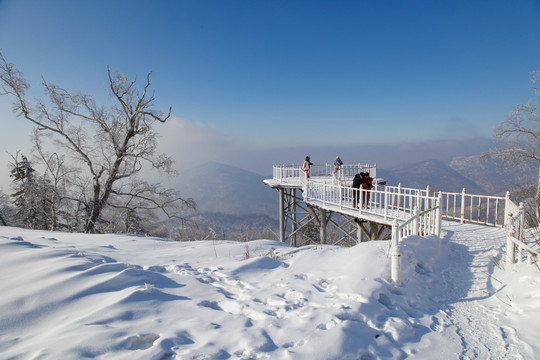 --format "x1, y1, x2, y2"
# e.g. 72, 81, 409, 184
506, 214, 516, 265
397, 183, 402, 210
460, 188, 466, 223
425, 185, 430, 211
391, 220, 402, 286
518, 202, 524, 241
359, 188, 363, 214
436, 192, 442, 237
338, 182, 342, 209
412, 207, 419, 235
384, 186, 389, 219
416, 190, 420, 214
